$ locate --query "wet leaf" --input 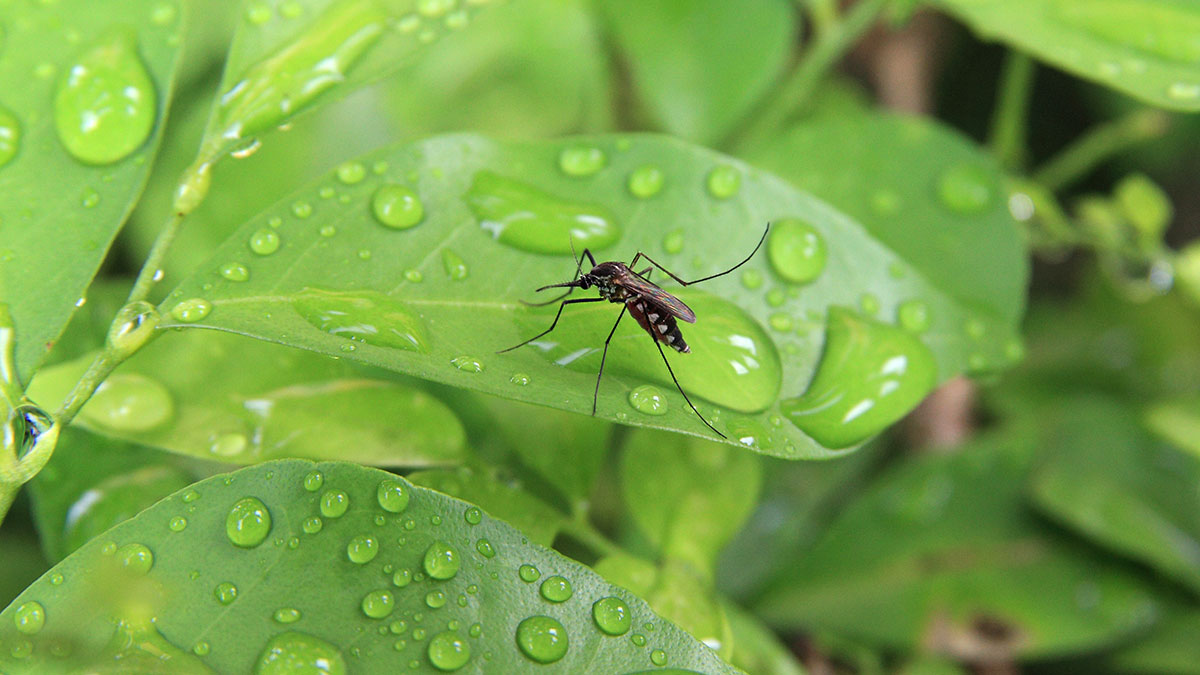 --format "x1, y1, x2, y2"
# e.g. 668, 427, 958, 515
161, 134, 1024, 457
408, 466, 565, 547
755, 430, 1161, 659
0, 0, 186, 383
0, 460, 739, 673
27, 330, 467, 466
599, 0, 796, 144
723, 601, 807, 675
930, 0, 1200, 111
